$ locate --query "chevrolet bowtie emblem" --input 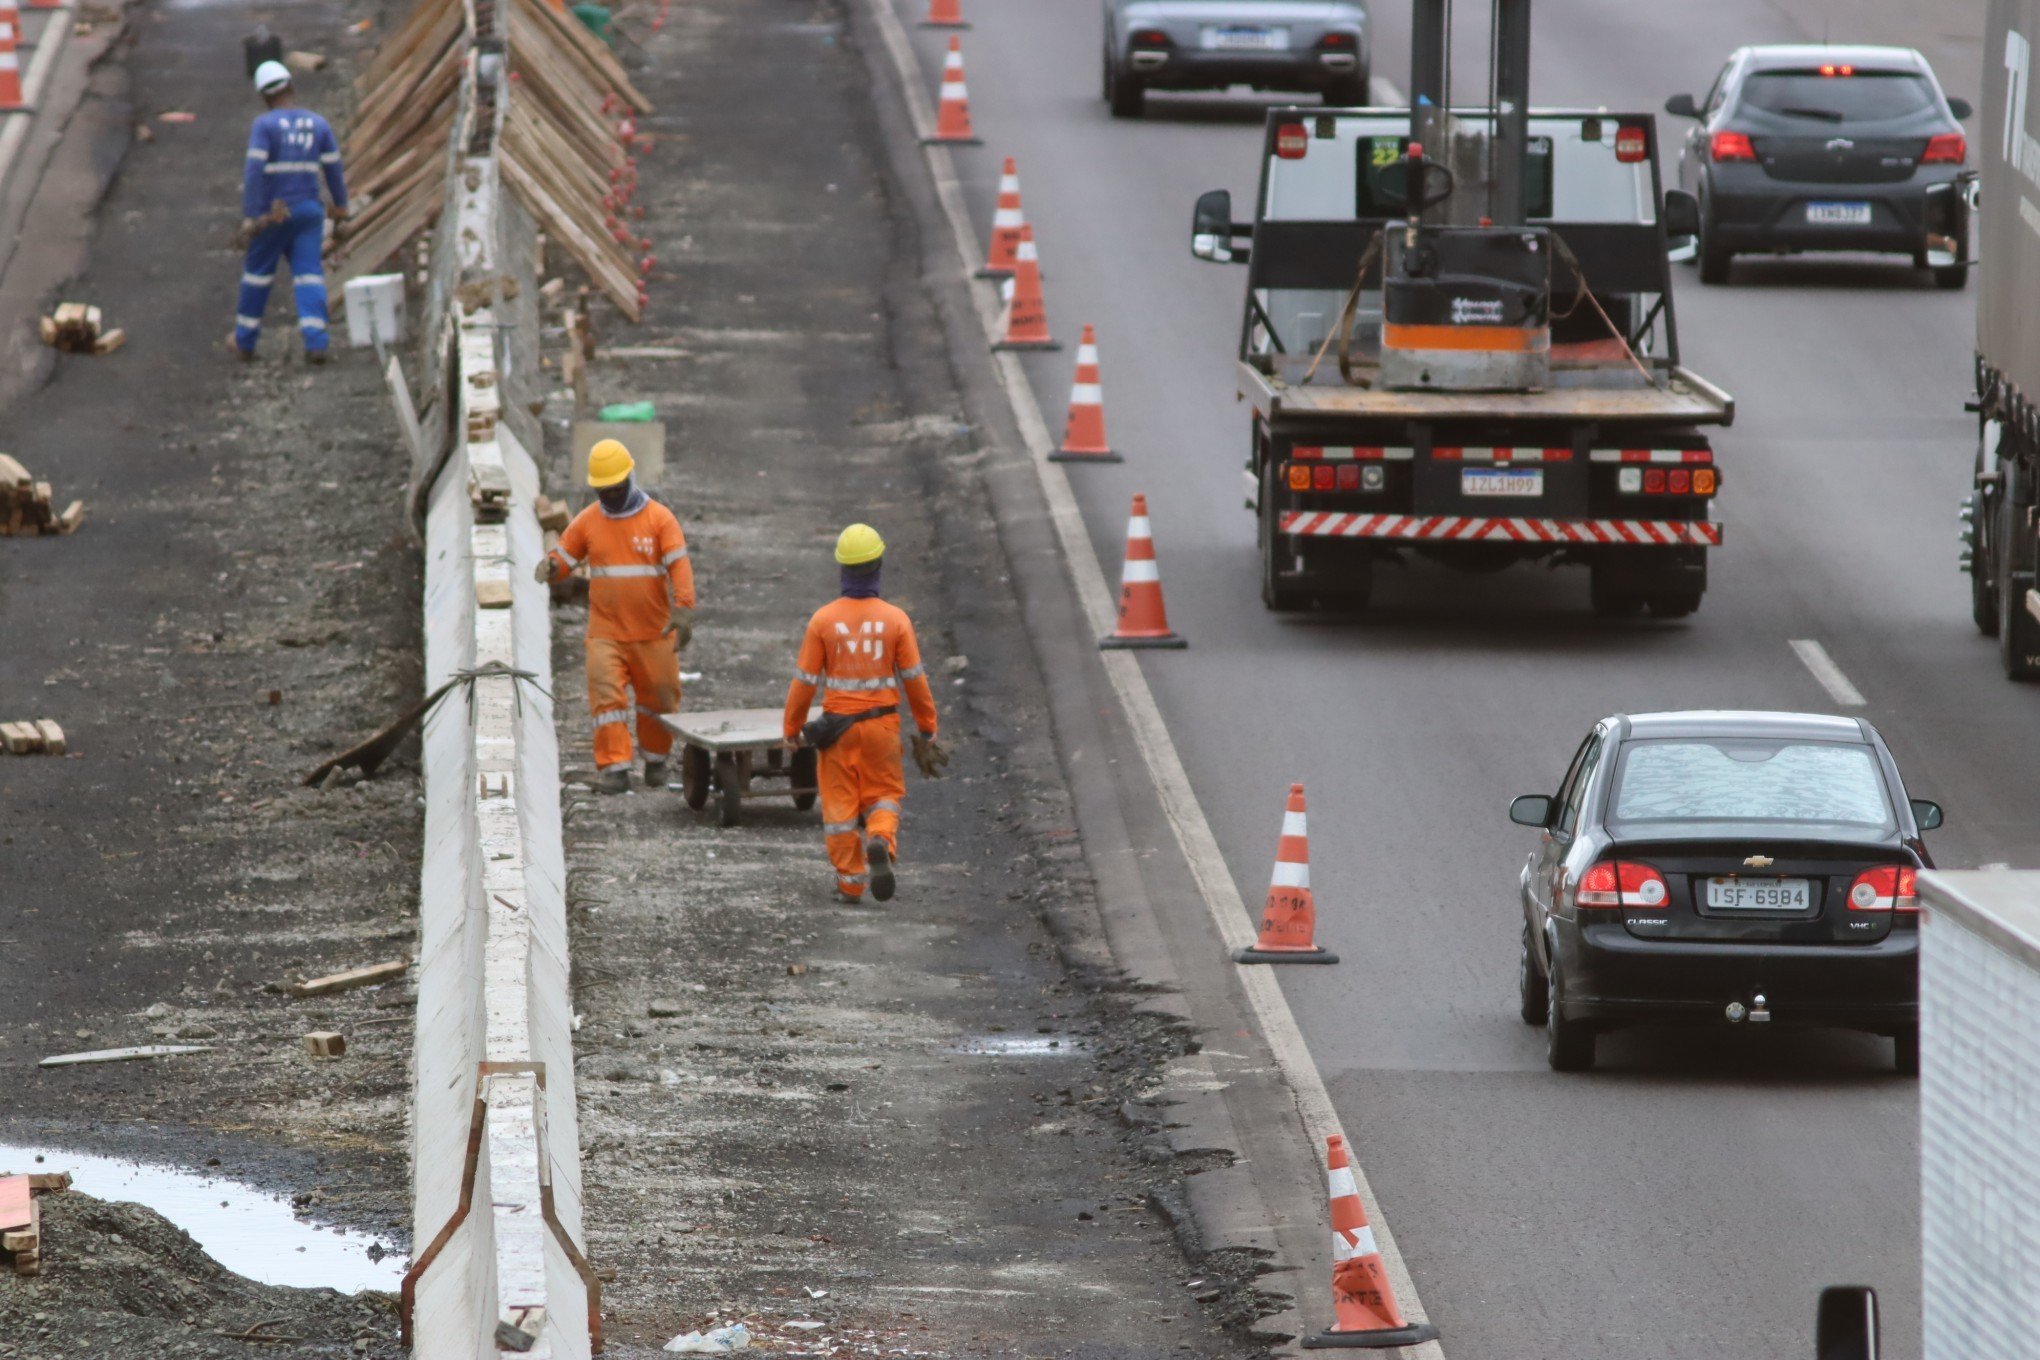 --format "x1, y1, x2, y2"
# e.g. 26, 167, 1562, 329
1744, 854, 1775, 869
